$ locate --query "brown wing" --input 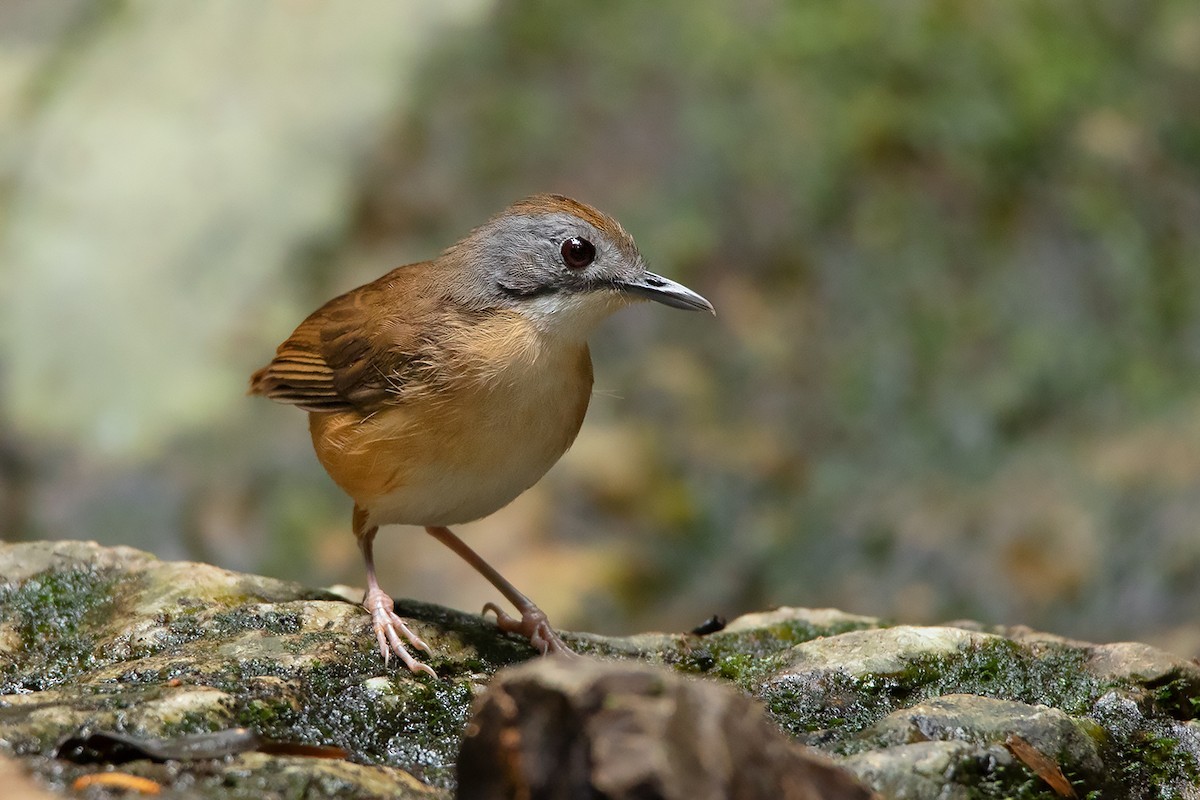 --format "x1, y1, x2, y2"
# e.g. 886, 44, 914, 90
249, 267, 434, 414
